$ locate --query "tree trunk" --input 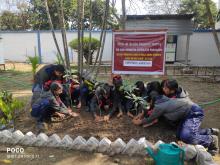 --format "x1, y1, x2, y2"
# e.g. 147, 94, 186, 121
94, 0, 110, 78
60, 0, 71, 70
80, 0, 85, 77
77, 0, 81, 74
88, 0, 93, 66
121, 0, 126, 30
77, 0, 84, 78
204, 0, 220, 56
44, 0, 65, 65
88, 9, 106, 76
